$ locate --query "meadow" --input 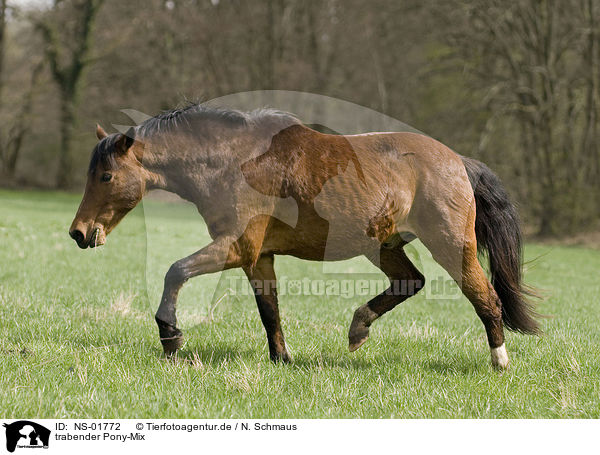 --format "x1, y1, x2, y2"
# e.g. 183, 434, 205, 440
1, 189, 599, 418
